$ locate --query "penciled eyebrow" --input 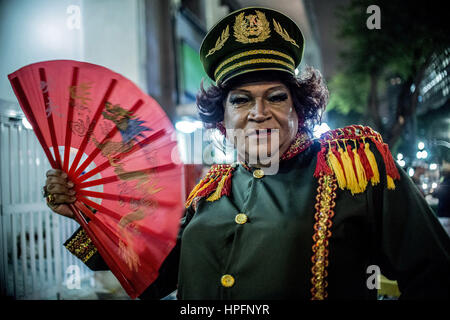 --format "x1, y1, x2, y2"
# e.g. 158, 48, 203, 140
229, 85, 287, 95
